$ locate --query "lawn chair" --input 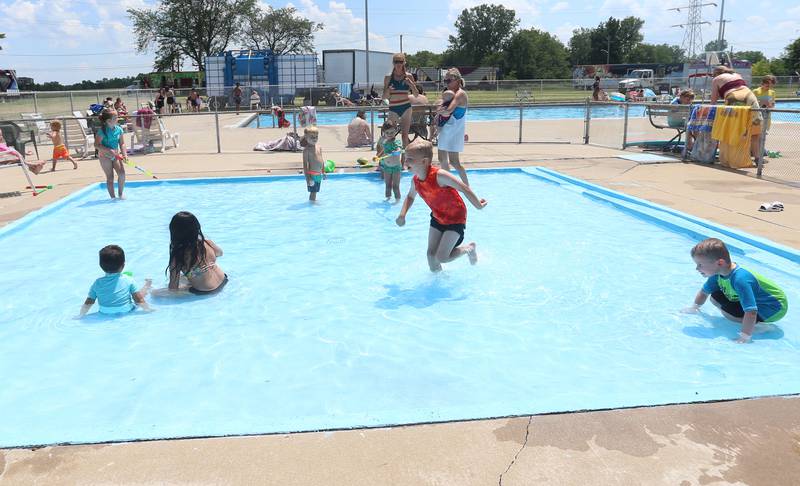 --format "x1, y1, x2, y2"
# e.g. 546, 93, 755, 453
64, 111, 96, 159
134, 115, 179, 152
0, 140, 39, 193
0, 121, 39, 160
20, 113, 49, 143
